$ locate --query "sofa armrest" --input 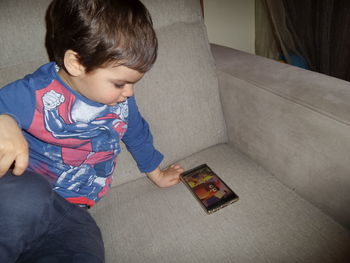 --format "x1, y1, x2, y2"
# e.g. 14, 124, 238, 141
211, 44, 350, 227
